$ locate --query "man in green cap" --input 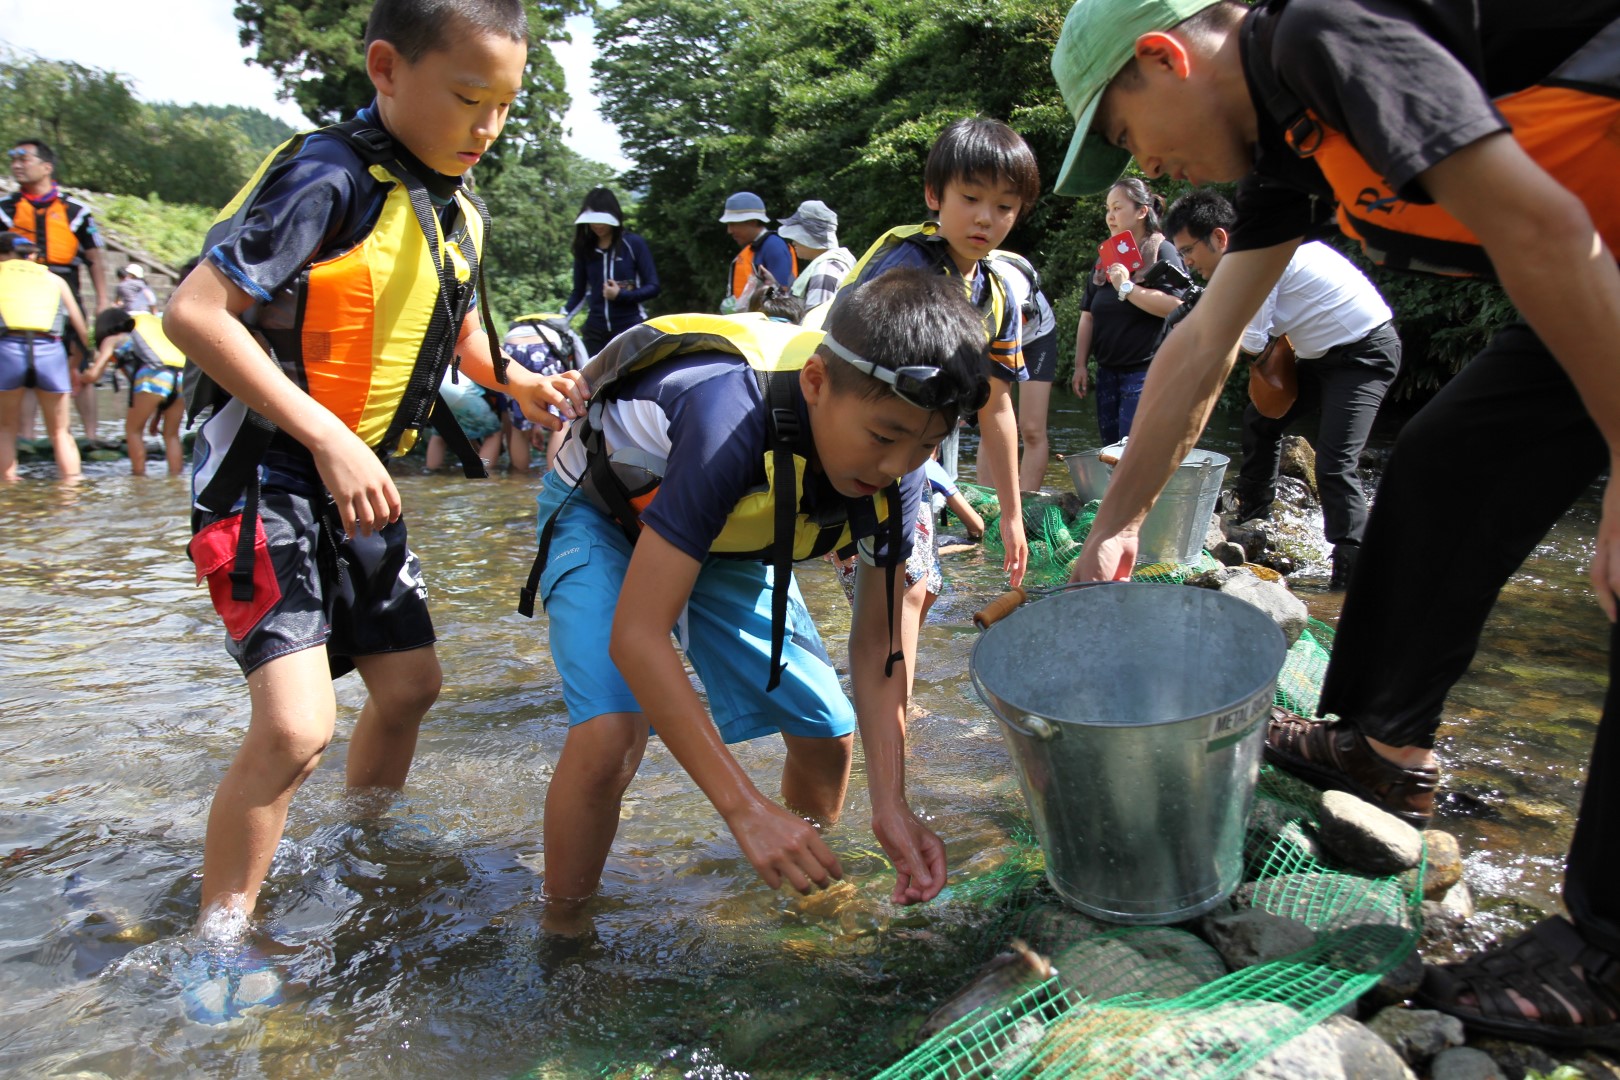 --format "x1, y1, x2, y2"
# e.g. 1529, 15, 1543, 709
1051, 0, 1620, 1052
